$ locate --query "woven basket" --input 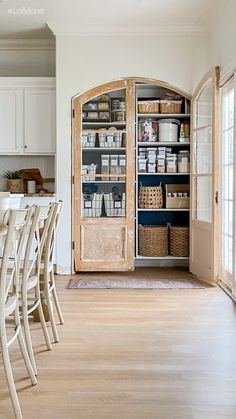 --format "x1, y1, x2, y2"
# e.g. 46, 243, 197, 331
139, 225, 168, 257
169, 226, 189, 257
160, 100, 182, 114
139, 185, 163, 209
138, 101, 159, 114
